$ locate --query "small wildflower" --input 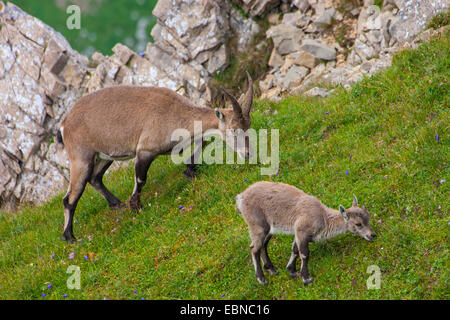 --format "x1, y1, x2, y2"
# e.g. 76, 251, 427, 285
349, 155, 352, 160
325, 111, 329, 114
134, 290, 137, 294
345, 170, 349, 175
436, 134, 439, 141
439, 179, 445, 184
84, 255, 89, 260
111, 228, 117, 233
116, 218, 119, 222
47, 284, 52, 289
179, 205, 183, 209
41, 293, 46, 297
50, 253, 55, 259
244, 178, 247, 182
383, 175, 388, 179
87, 235, 93, 241
139, 52, 145, 57
69, 252, 75, 259
328, 164, 333, 168
63, 294, 68, 298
